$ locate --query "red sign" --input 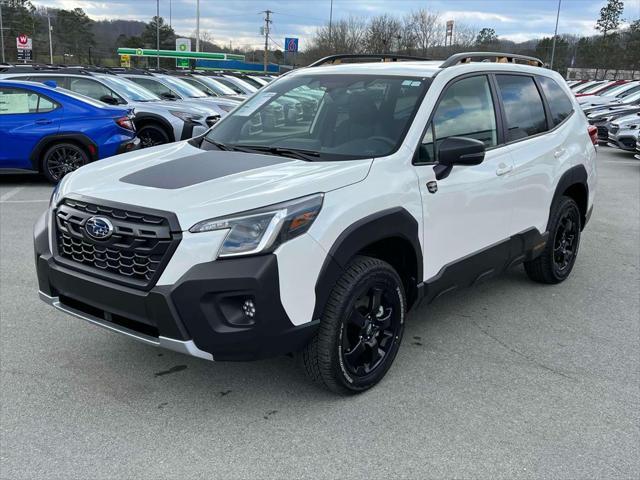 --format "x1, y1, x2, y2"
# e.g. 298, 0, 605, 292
17, 34, 28, 46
